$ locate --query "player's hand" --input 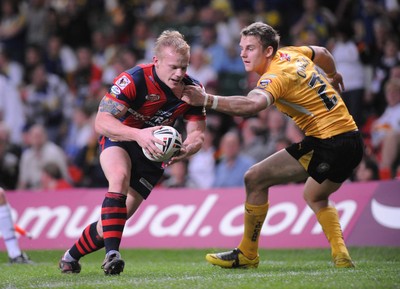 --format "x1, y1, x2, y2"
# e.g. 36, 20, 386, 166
181, 85, 206, 106
164, 146, 188, 167
136, 126, 164, 157
330, 72, 345, 94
